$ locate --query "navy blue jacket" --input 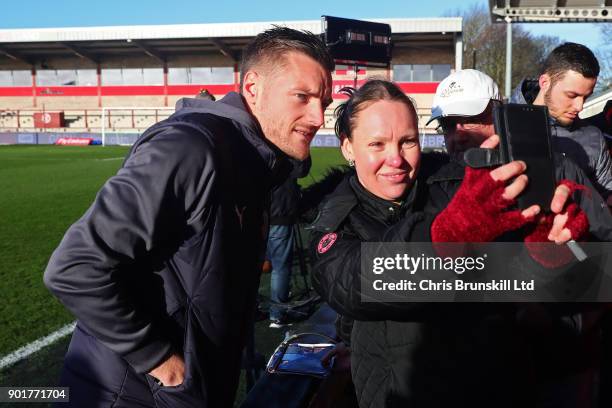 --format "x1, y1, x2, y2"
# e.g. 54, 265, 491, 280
44, 93, 289, 407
